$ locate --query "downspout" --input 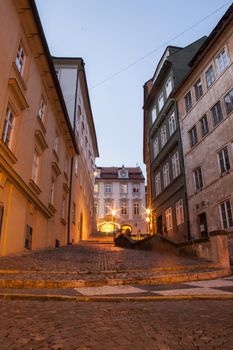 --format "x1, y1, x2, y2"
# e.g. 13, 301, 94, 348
67, 66, 79, 244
